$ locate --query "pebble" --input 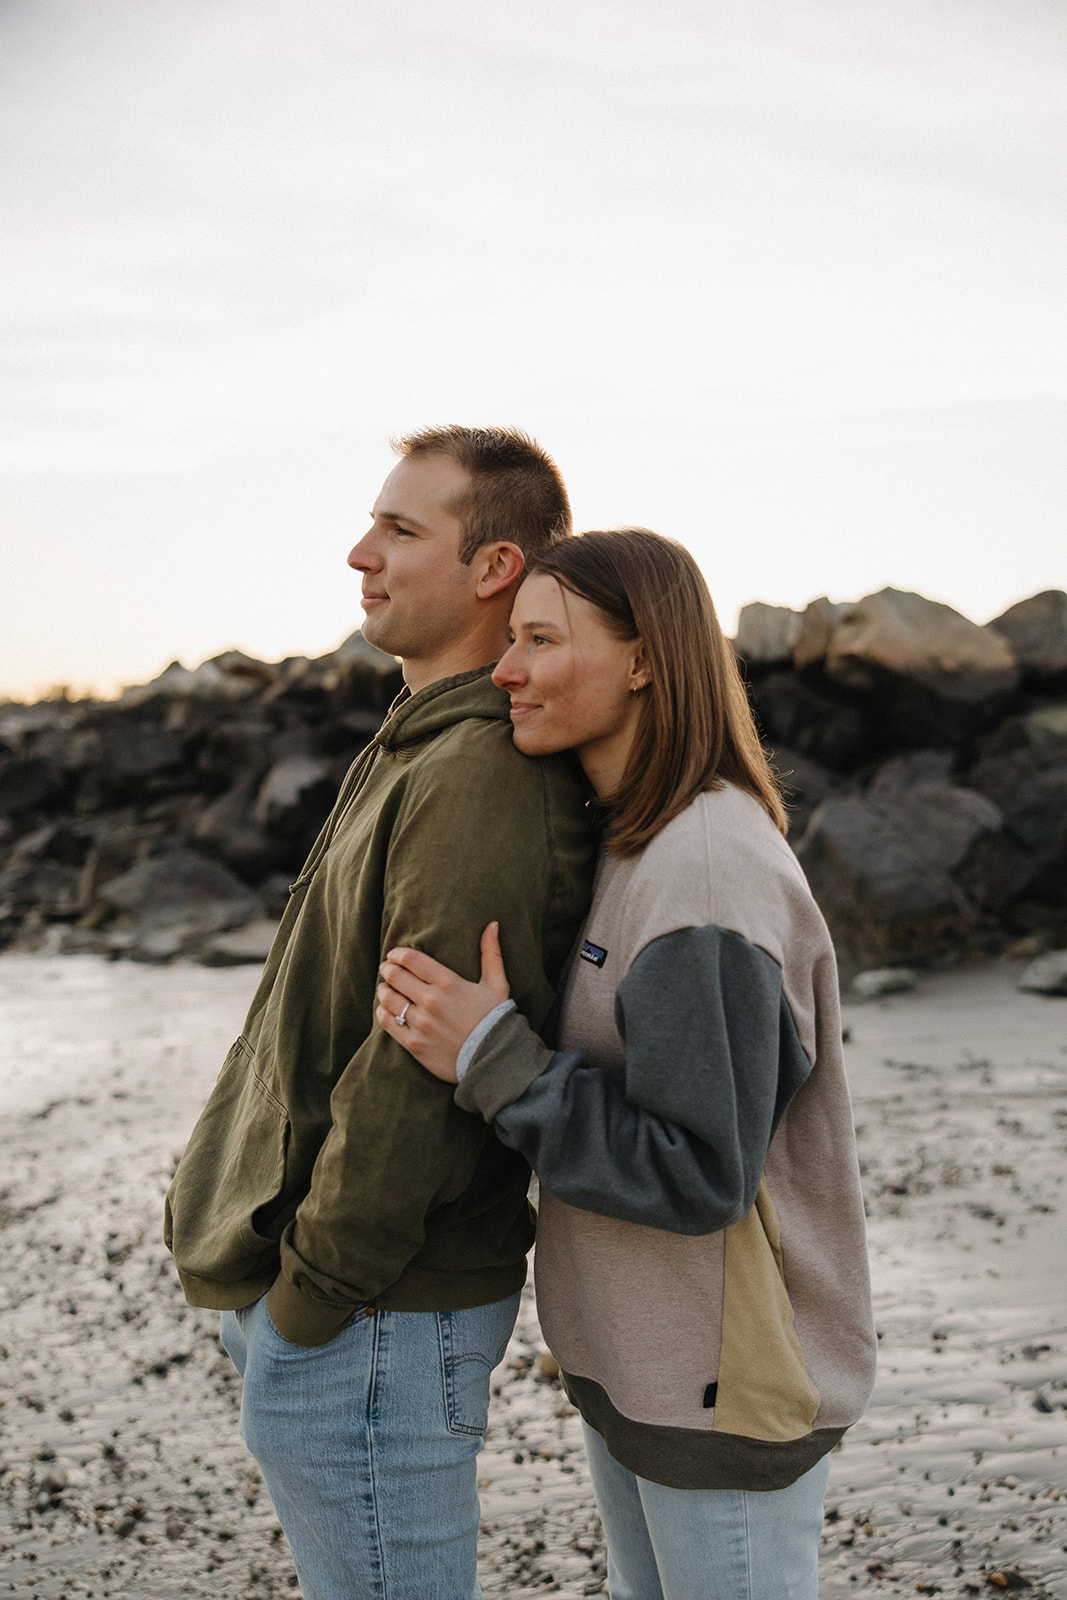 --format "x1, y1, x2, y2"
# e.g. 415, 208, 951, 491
851, 967, 920, 999
1017, 950, 1067, 995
